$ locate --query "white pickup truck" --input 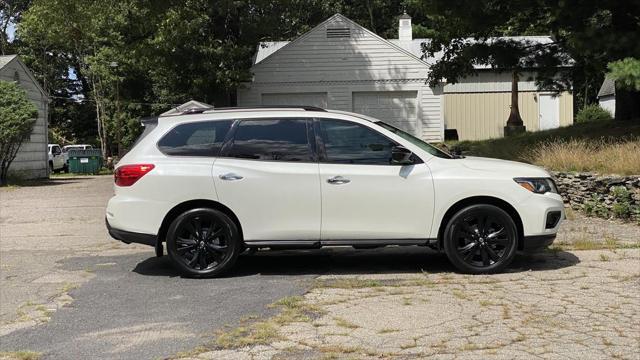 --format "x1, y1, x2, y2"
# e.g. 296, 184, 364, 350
48, 144, 65, 173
